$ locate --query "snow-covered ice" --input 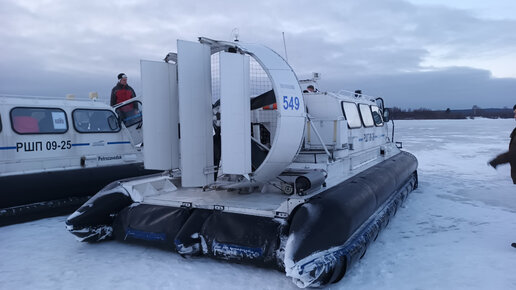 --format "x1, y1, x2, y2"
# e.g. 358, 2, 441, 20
1, 118, 516, 289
